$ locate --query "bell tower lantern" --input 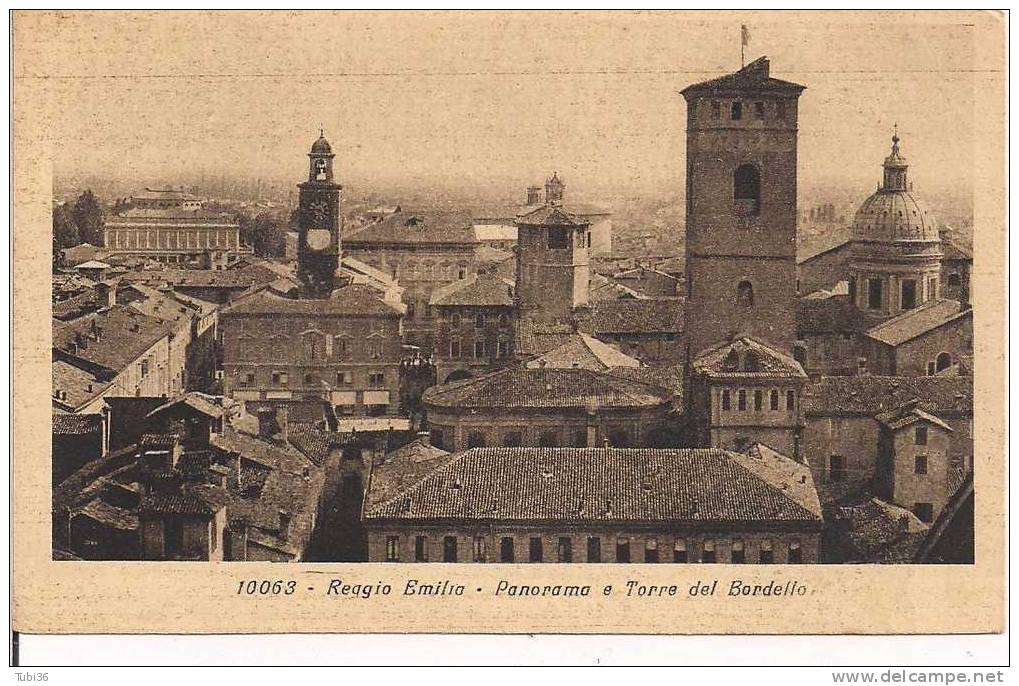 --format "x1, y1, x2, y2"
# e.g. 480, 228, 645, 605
297, 130, 342, 298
